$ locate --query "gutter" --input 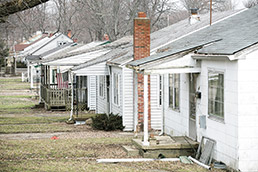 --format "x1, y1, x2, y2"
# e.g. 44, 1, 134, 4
192, 54, 229, 61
